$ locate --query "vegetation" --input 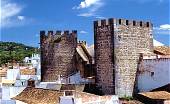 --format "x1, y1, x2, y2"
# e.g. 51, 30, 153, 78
121, 95, 134, 101
0, 41, 39, 66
